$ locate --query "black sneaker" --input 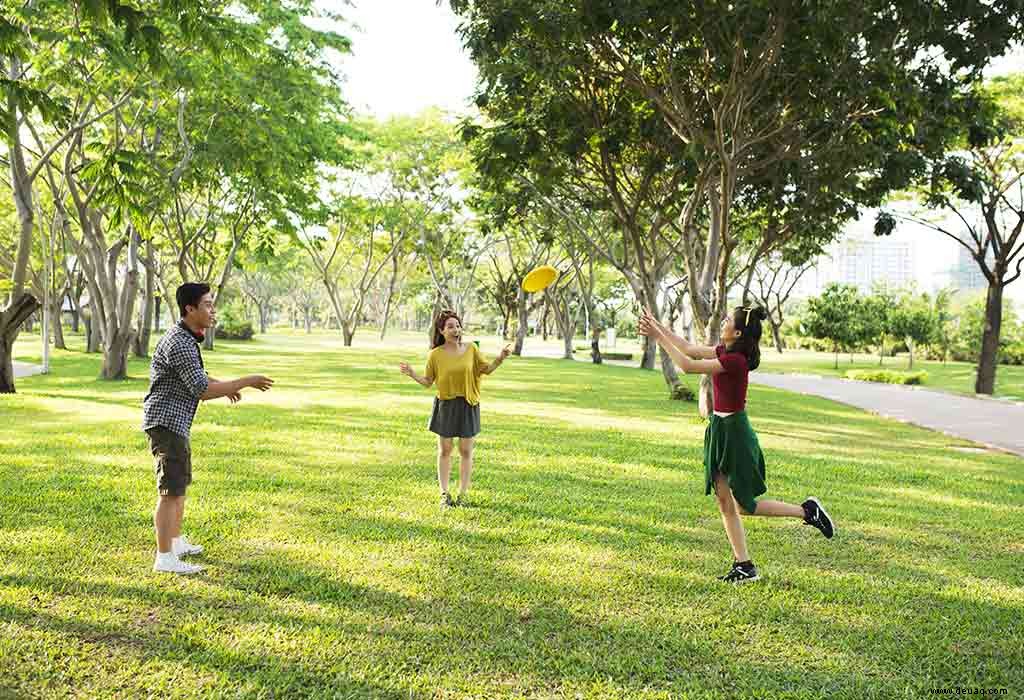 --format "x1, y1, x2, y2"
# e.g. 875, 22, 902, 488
801, 497, 835, 539
454, 493, 469, 508
719, 561, 760, 584
439, 491, 454, 509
